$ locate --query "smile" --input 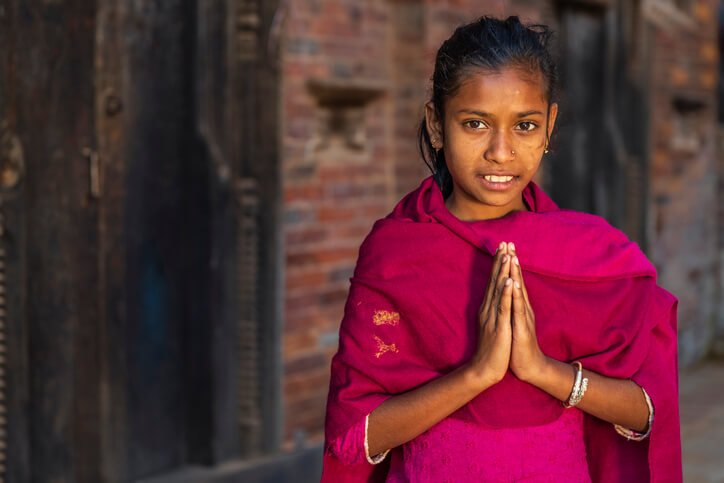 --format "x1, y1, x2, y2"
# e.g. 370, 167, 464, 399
477, 174, 518, 191
483, 175, 514, 182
